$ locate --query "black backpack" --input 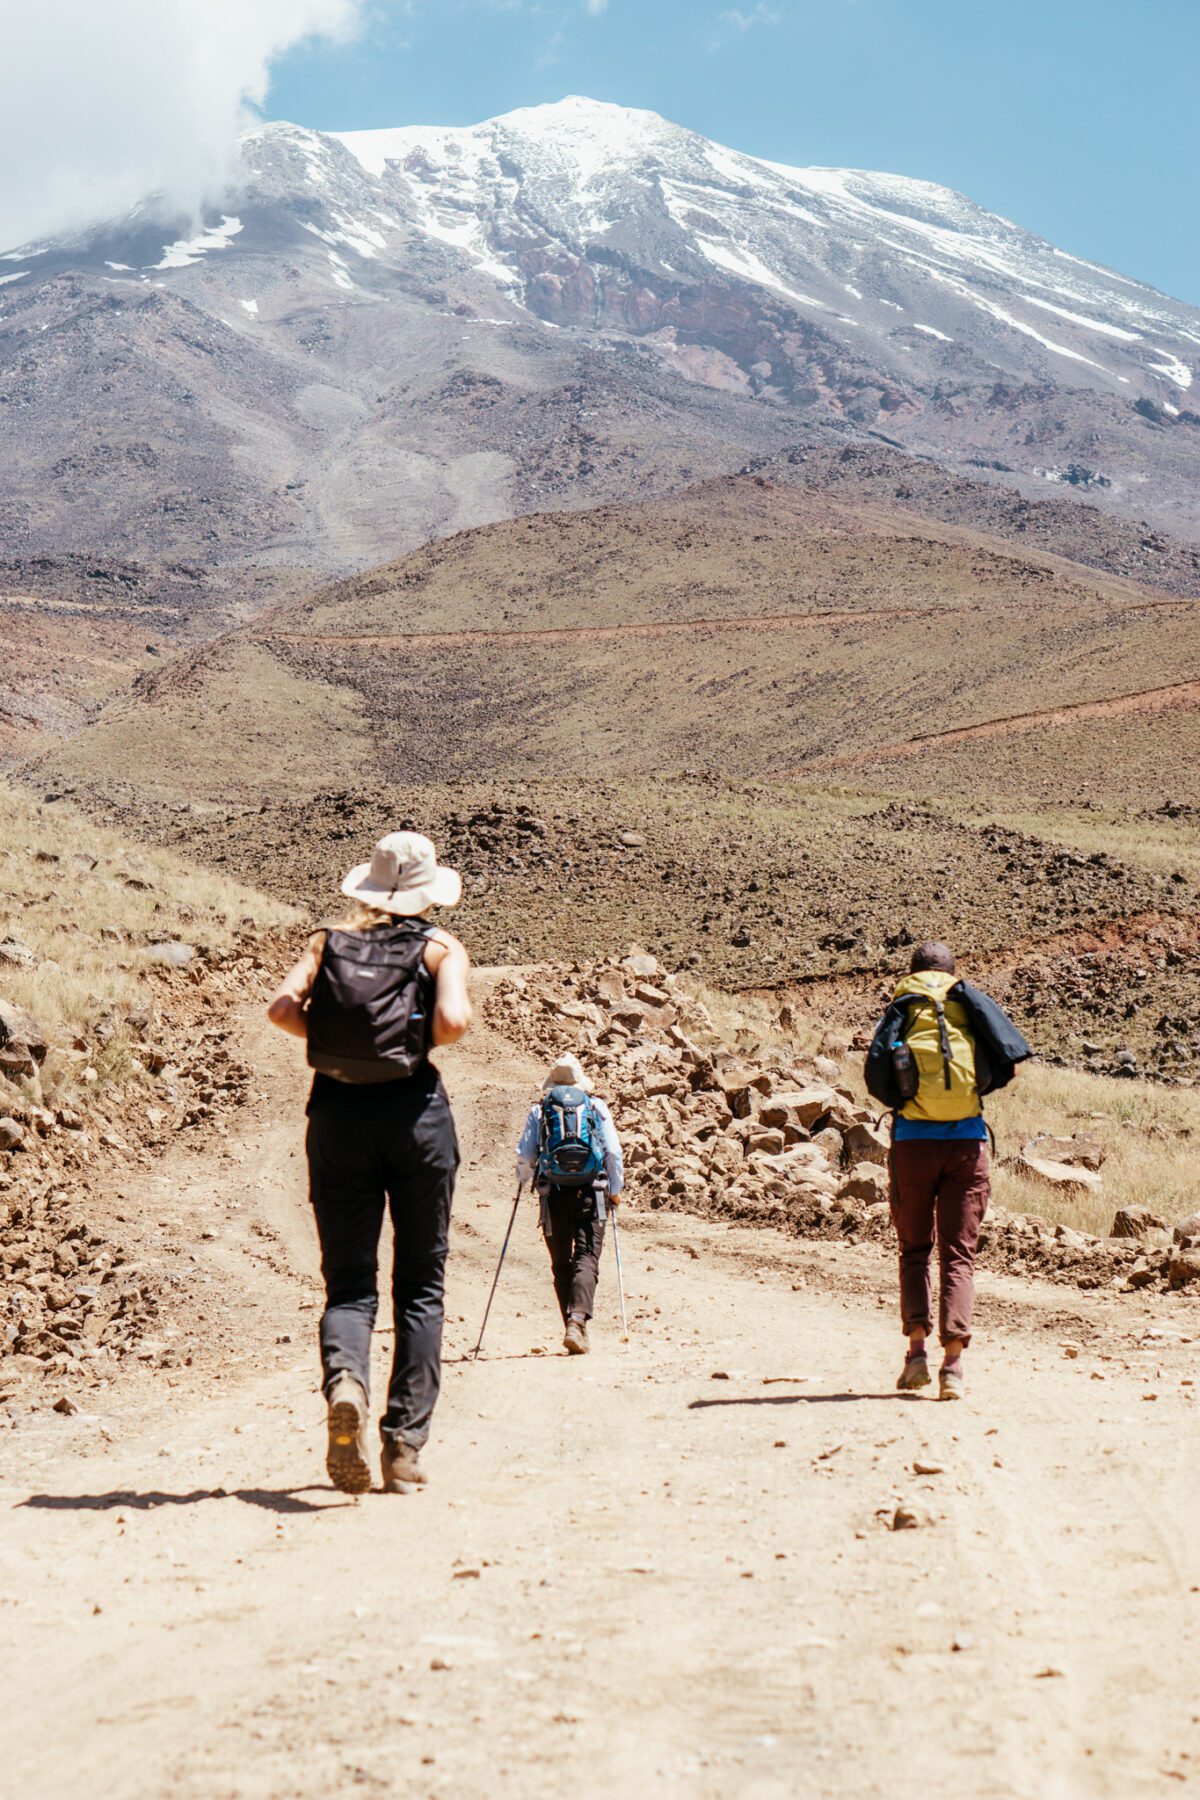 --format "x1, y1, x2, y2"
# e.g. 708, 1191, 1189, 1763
307, 922, 435, 1083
